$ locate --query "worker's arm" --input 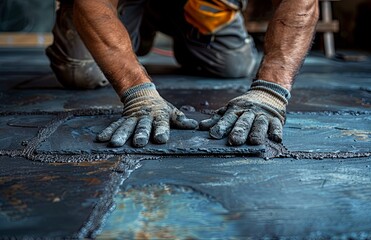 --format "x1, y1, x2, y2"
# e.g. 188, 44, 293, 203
73, 0, 149, 94
73, 0, 198, 147
258, 0, 319, 90
201, 0, 319, 145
